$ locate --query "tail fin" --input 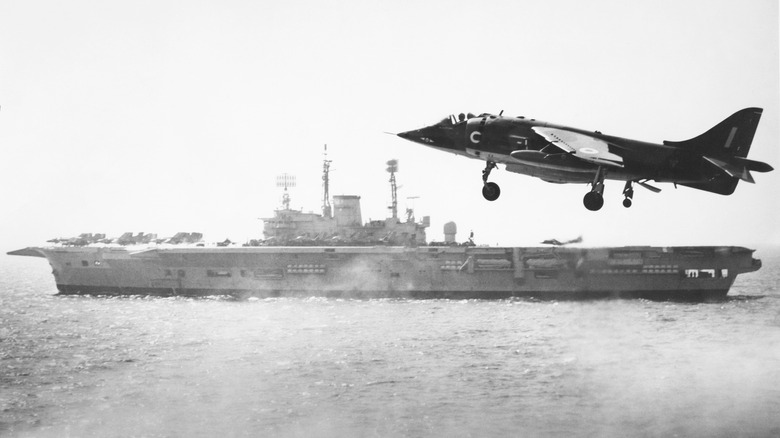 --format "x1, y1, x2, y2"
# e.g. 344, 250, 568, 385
668, 108, 772, 195
663, 107, 763, 158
